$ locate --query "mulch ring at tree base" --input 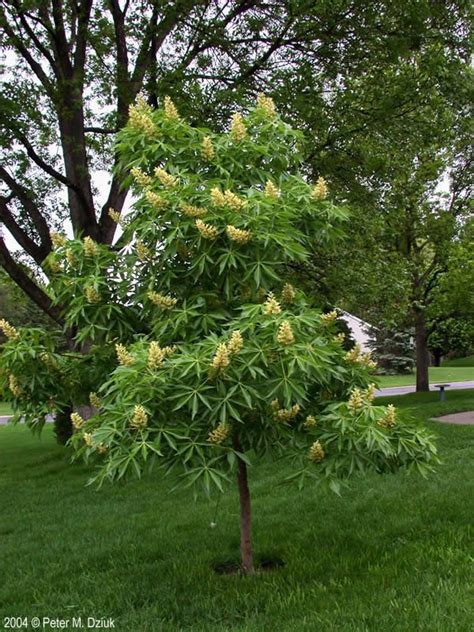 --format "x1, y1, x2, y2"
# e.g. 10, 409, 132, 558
432, 411, 474, 425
